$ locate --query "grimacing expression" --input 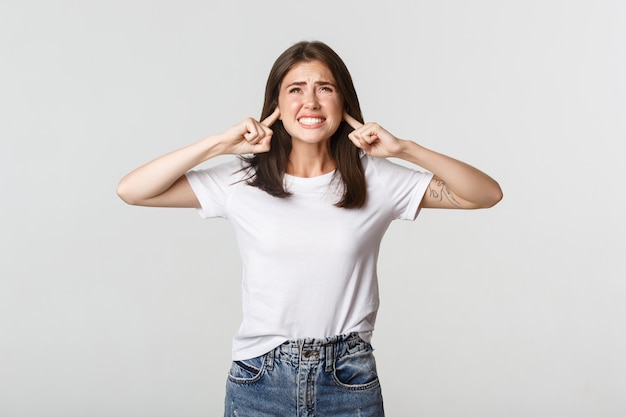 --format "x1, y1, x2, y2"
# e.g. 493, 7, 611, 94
277, 60, 344, 147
